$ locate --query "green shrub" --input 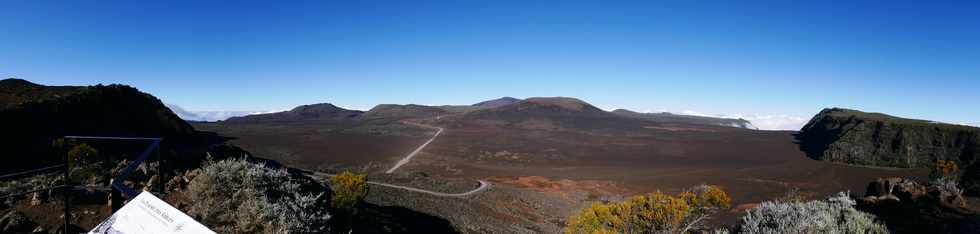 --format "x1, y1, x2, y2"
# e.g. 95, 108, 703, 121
329, 171, 369, 212
737, 192, 888, 234
565, 184, 731, 234
187, 158, 330, 233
